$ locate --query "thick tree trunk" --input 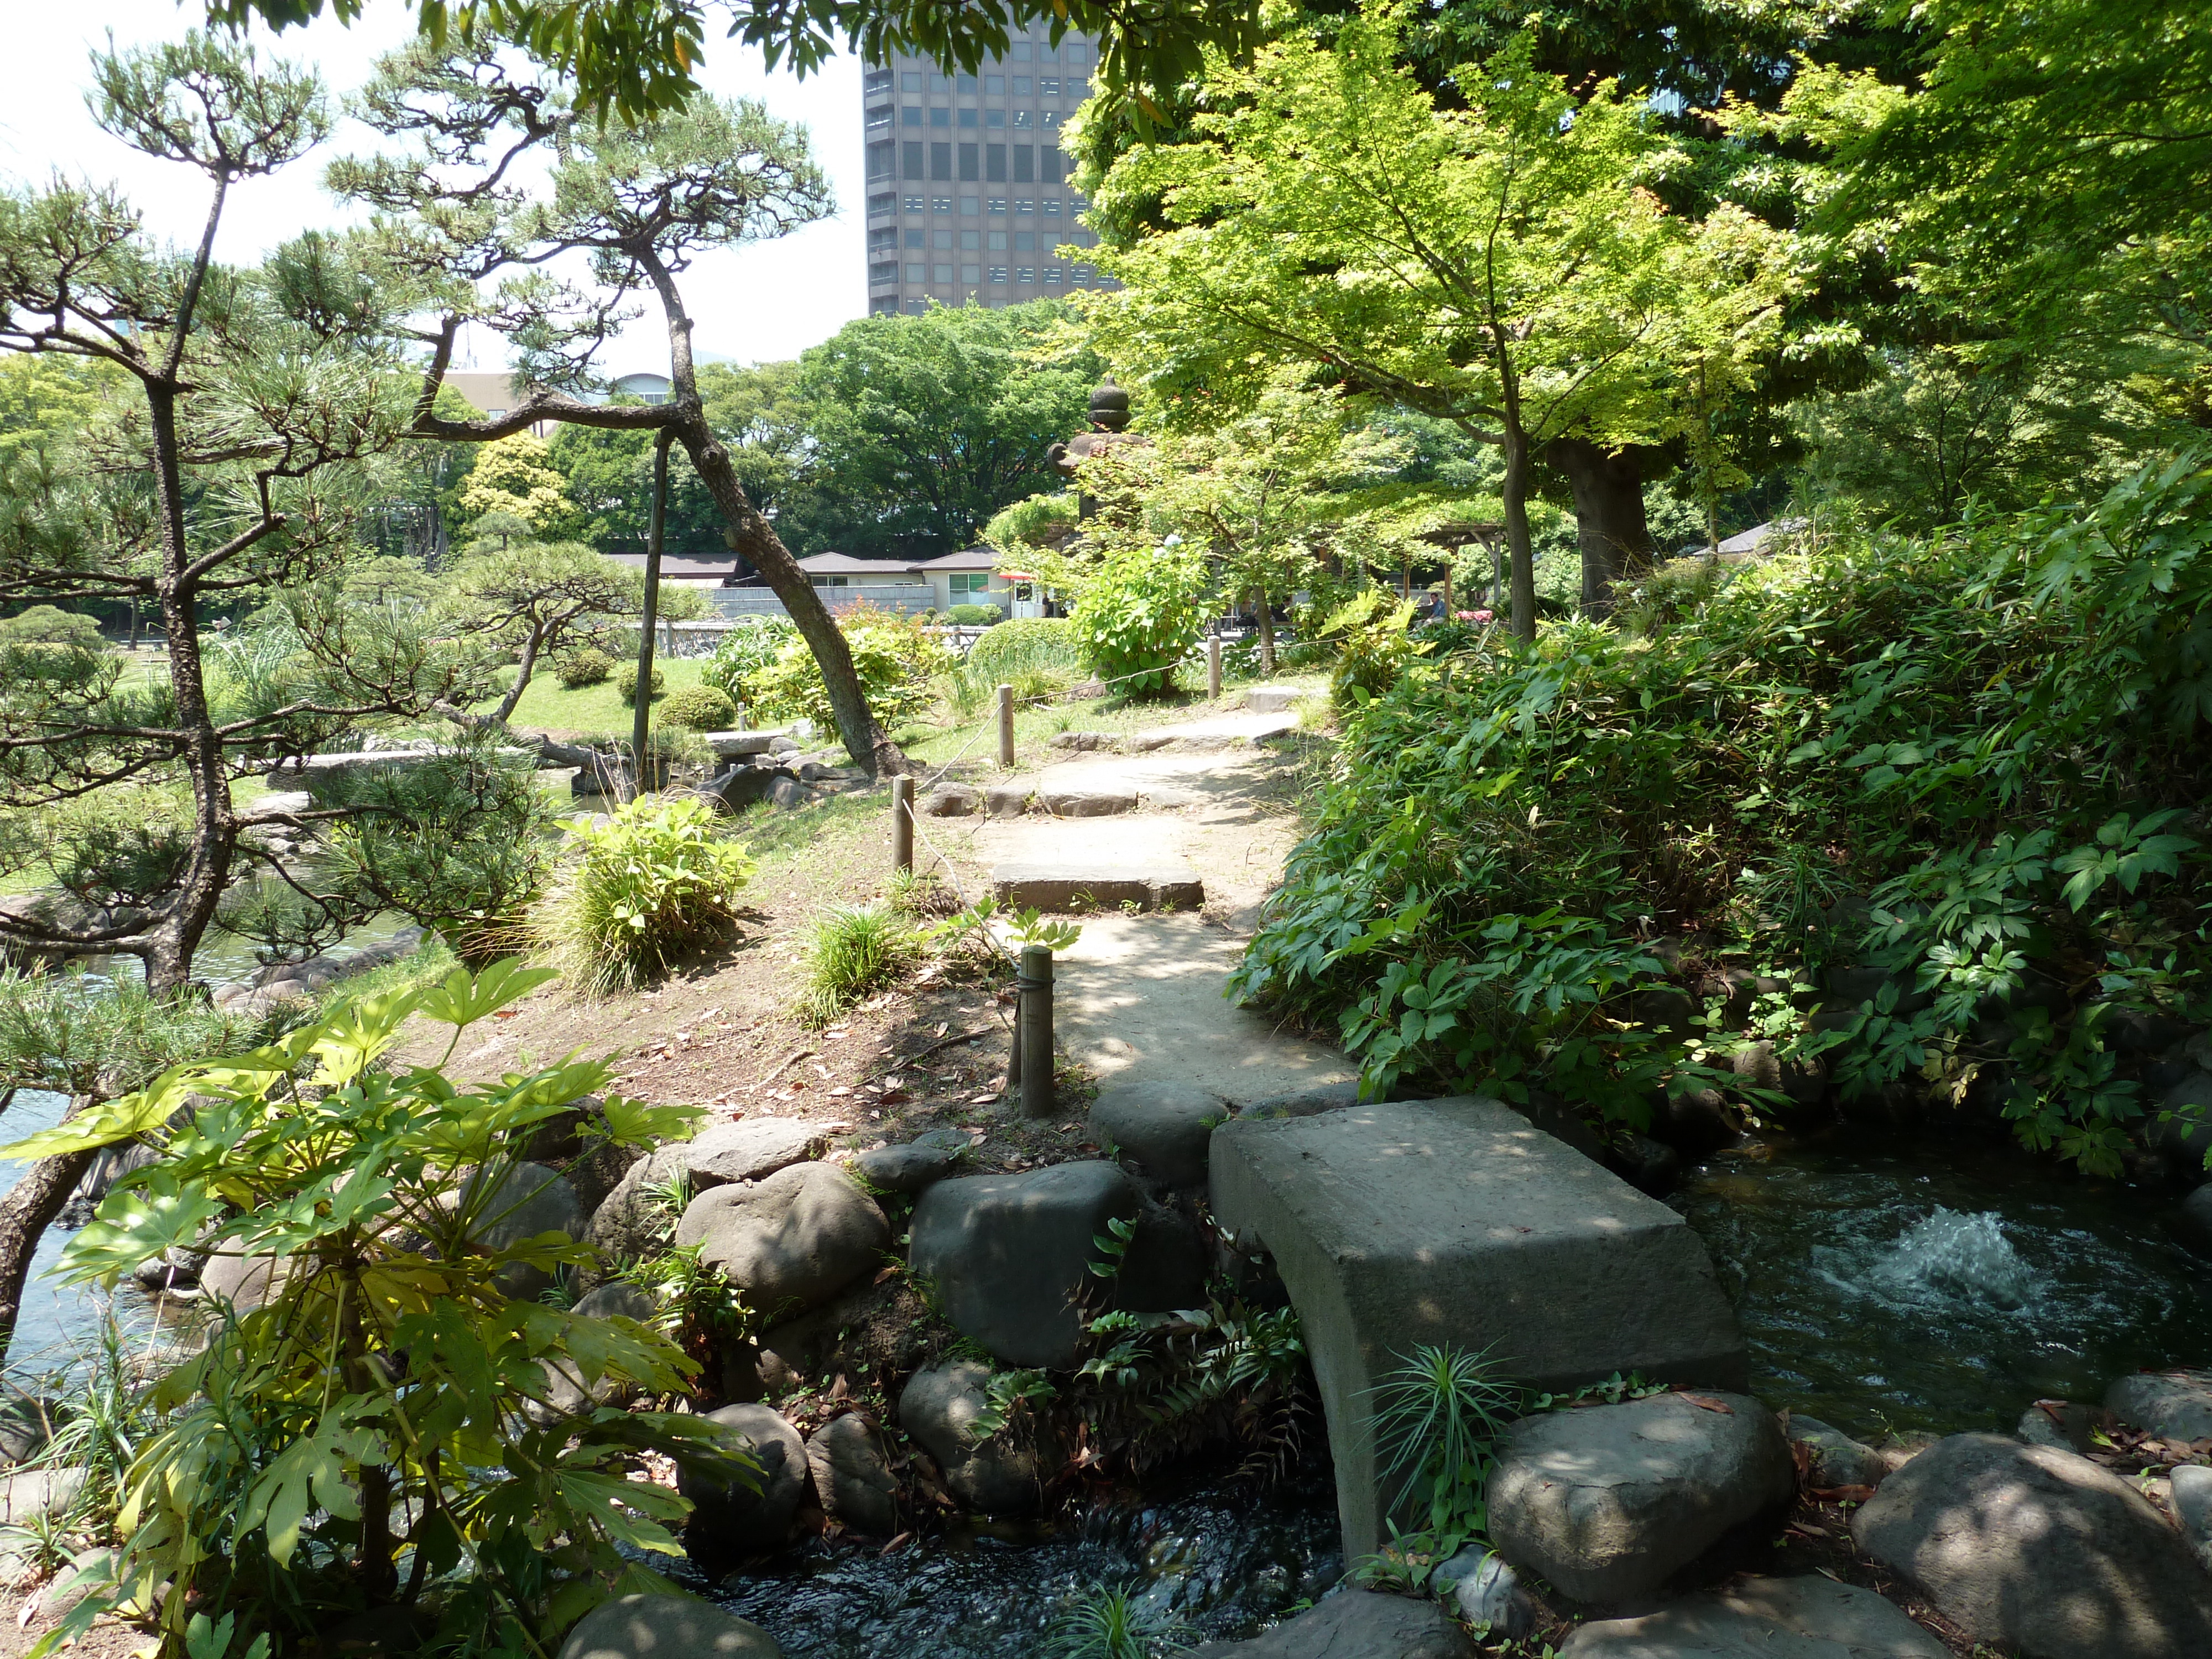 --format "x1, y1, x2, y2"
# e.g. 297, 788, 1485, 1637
1255, 593, 1276, 678
1498, 418, 1539, 644
1546, 438, 1661, 618
0, 1098, 96, 1370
